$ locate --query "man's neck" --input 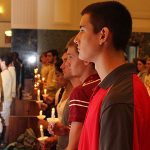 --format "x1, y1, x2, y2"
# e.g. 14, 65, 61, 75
80, 67, 97, 83
94, 49, 126, 81
70, 77, 81, 88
